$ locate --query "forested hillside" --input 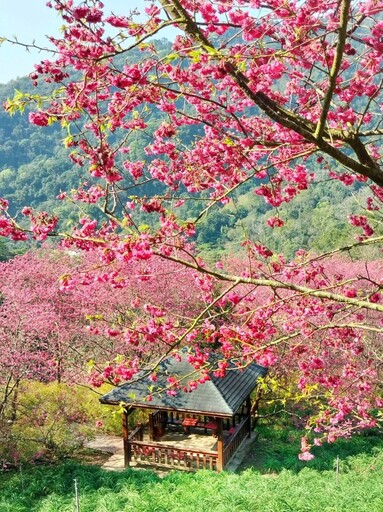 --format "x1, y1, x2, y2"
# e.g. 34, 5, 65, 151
0, 78, 79, 215
0, 50, 370, 260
